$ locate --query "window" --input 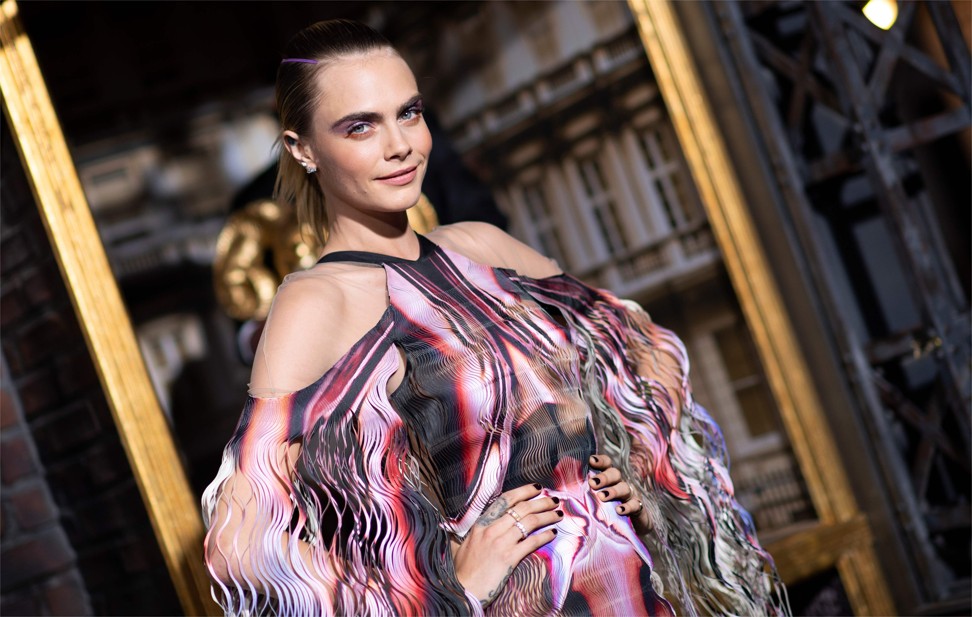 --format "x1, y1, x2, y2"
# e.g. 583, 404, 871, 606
525, 16, 559, 69
576, 155, 627, 256
637, 125, 700, 230
520, 181, 567, 266
714, 324, 778, 437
